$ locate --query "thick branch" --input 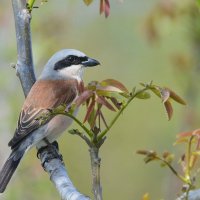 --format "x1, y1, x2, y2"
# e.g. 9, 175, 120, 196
12, 0, 36, 96
38, 145, 91, 200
